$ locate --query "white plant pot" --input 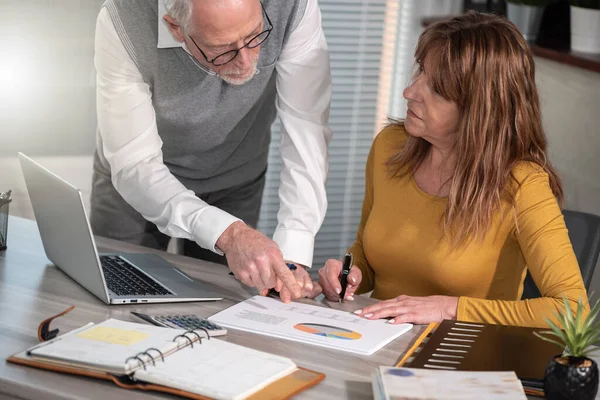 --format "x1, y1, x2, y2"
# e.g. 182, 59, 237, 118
507, 3, 544, 41
571, 6, 600, 54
